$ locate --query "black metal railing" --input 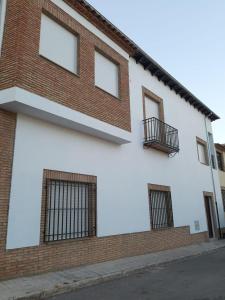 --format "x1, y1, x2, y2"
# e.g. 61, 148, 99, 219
149, 190, 174, 229
44, 179, 96, 242
143, 117, 179, 153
